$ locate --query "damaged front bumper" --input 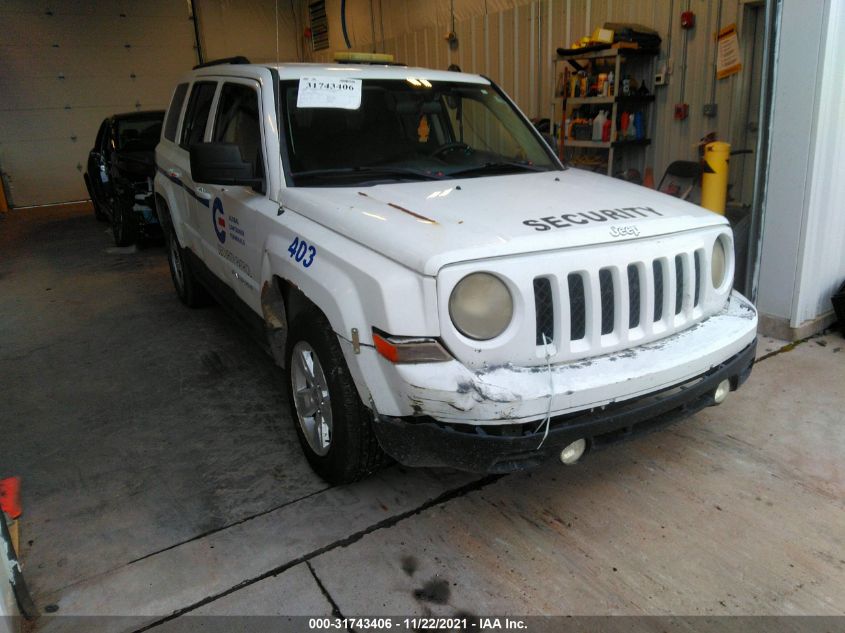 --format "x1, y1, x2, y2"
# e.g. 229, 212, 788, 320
372, 291, 758, 473
375, 338, 755, 472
